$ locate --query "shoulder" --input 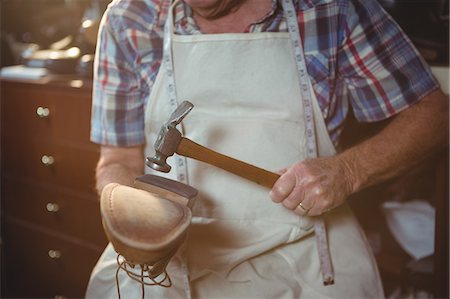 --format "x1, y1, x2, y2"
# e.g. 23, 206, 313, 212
295, 0, 384, 14
103, 0, 167, 32
344, 0, 387, 17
